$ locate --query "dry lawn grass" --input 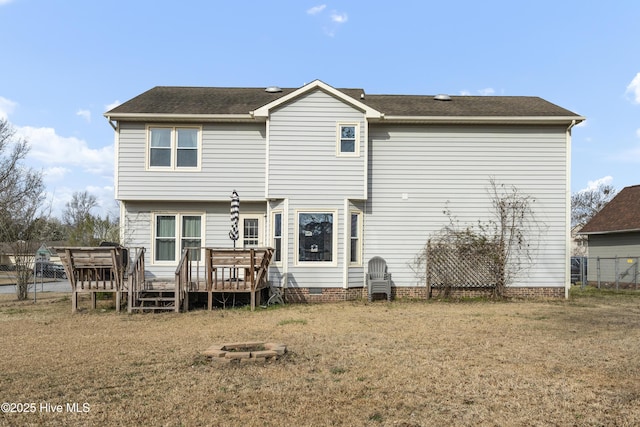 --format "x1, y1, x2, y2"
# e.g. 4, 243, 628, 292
0, 288, 639, 426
